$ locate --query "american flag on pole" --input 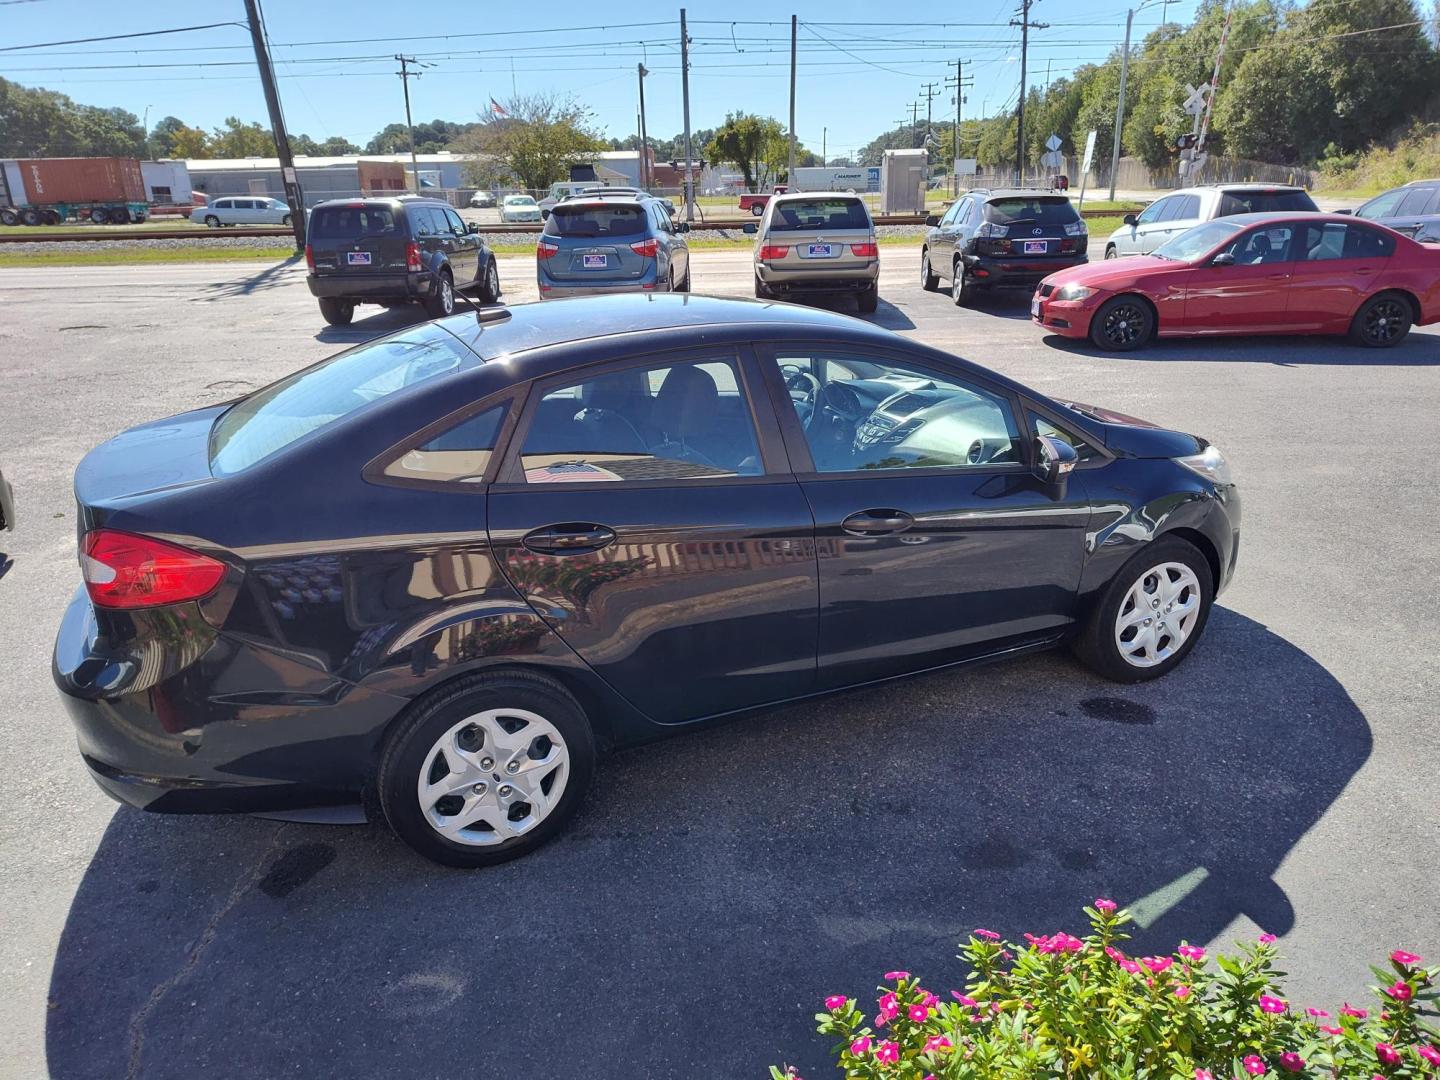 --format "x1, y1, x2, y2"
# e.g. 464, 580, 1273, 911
489, 98, 509, 118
